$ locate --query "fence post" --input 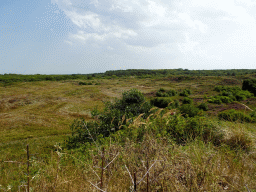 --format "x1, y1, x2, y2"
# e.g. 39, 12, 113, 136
100, 147, 105, 191
27, 144, 30, 192
147, 159, 149, 192
134, 172, 137, 192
